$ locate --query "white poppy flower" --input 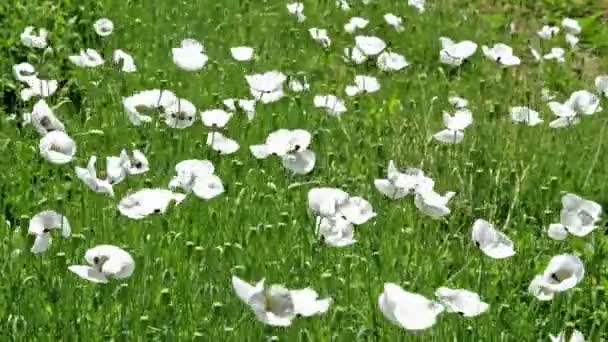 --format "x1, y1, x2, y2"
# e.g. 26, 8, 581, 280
113, 50, 136, 73
510, 106, 543, 126
408, 0, 425, 13
68, 245, 135, 283
414, 188, 455, 219
559, 193, 602, 237
168, 159, 215, 192
471, 219, 515, 259
27, 99, 65, 136
345, 75, 380, 97
309, 28, 331, 48
375, 160, 432, 199
439, 37, 477, 66
547, 223, 569, 241
433, 109, 473, 144
308, 187, 351, 218
223, 98, 256, 120
316, 215, 356, 247
106, 151, 130, 185
384, 13, 404, 32
288, 78, 310, 92
344, 17, 369, 34
207, 132, 239, 154
93, 18, 114, 37
251, 129, 311, 158
39, 131, 76, 165
14, 63, 57, 101
200, 109, 232, 128
550, 330, 586, 342
528, 254, 584, 300
246, 71, 287, 104
191, 174, 225, 200
344, 47, 368, 64
313, 95, 347, 116
378, 283, 444, 331
482, 43, 521, 66
567, 90, 601, 115
448, 96, 468, 109
20, 26, 48, 49
543, 47, 566, 63
548, 101, 579, 128
164, 98, 197, 128
562, 18, 581, 35
594, 75, 608, 97
355, 35, 386, 56
172, 39, 208, 71
565, 33, 579, 48
232, 276, 331, 326
75, 156, 114, 196
336, 0, 351, 11
122, 89, 177, 125
286, 2, 306, 22
435, 287, 489, 317
338, 196, 376, 225
537, 25, 559, 40
118, 188, 186, 219
28, 210, 70, 254
231, 46, 254, 61
282, 150, 316, 174
69, 49, 104, 68
377, 51, 409, 71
